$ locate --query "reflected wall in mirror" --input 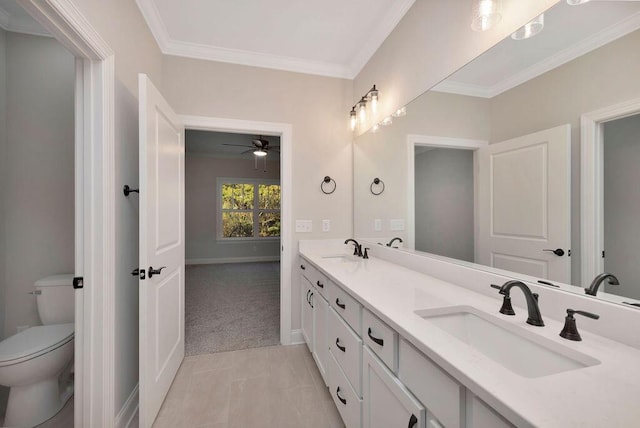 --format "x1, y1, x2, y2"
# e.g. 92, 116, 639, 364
353, 0, 640, 305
